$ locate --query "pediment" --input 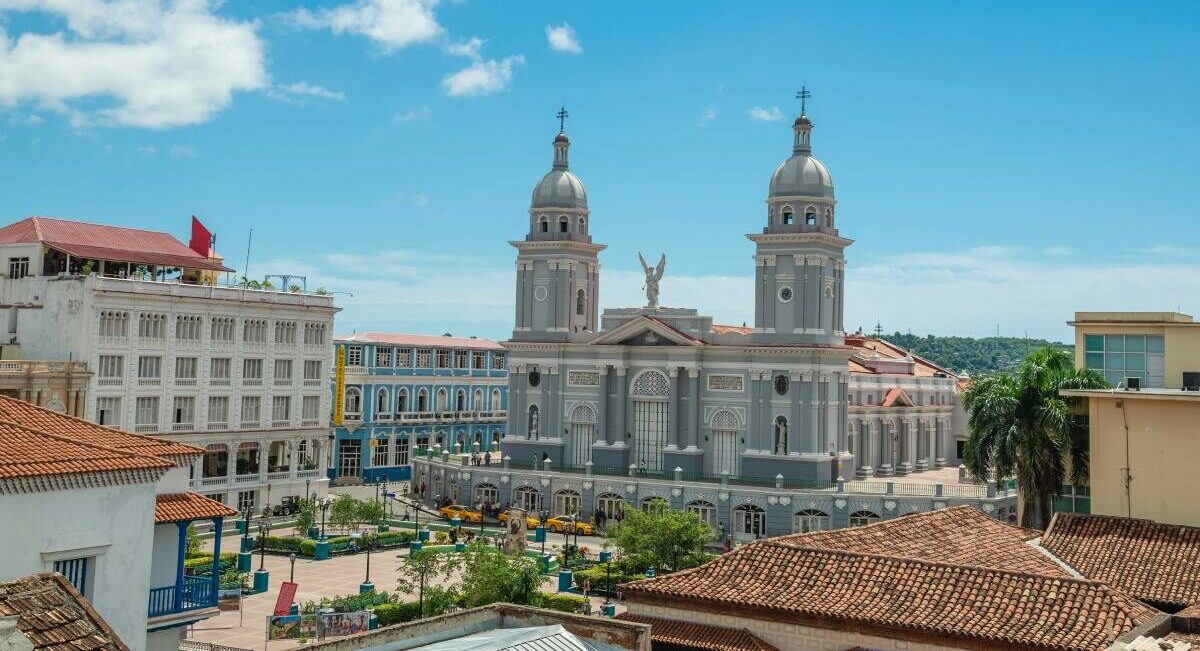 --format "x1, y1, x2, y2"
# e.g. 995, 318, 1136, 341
591, 316, 701, 347
881, 387, 915, 407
